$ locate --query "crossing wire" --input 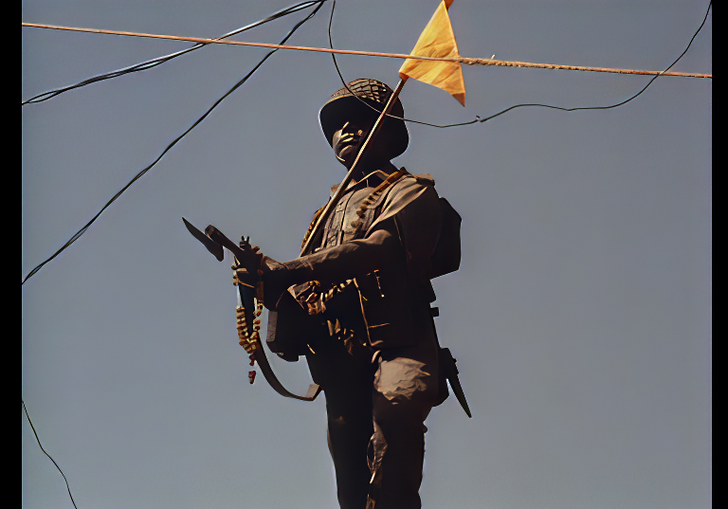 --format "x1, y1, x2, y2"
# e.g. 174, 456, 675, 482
22, 400, 79, 509
327, 0, 712, 129
21, 1, 326, 285
22, 4, 327, 508
22, 1, 327, 105
21, 1, 711, 284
